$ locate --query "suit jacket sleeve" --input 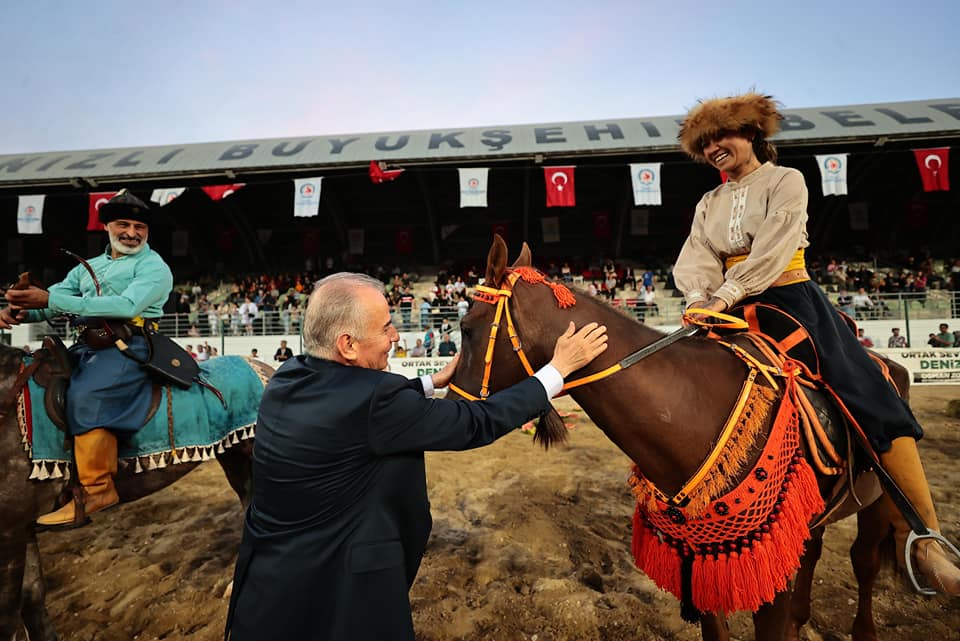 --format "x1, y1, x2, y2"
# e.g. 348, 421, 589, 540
367, 374, 548, 455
